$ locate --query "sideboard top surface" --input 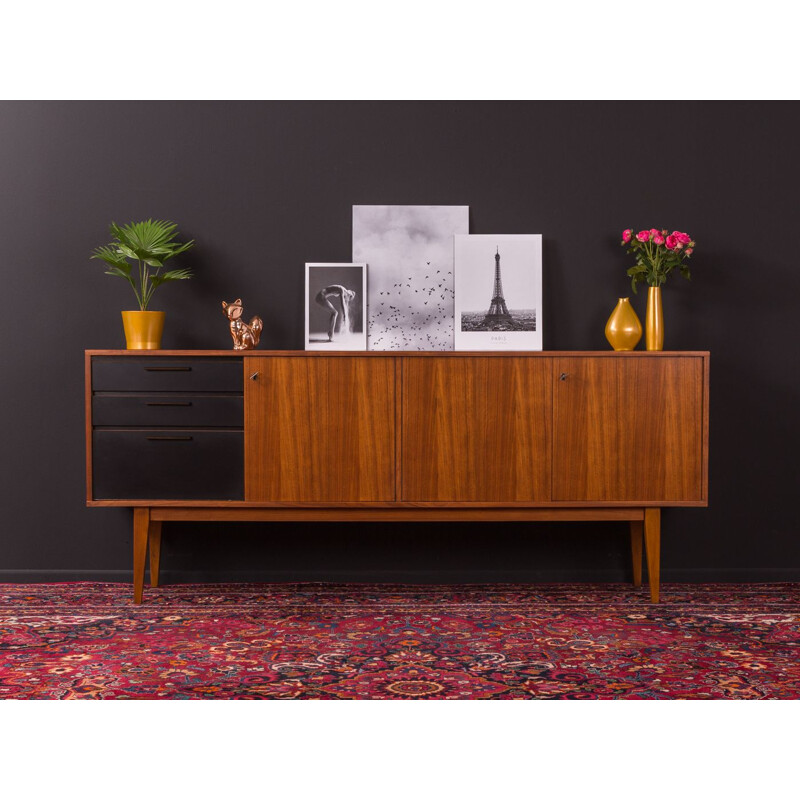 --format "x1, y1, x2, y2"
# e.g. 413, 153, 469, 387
86, 350, 710, 358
